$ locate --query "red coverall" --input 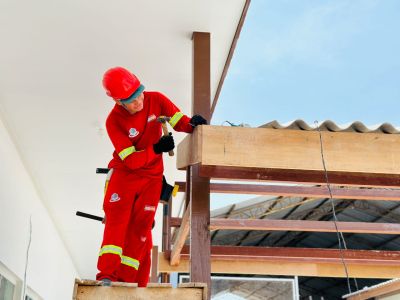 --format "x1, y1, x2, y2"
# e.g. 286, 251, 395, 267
97, 91, 193, 283
136, 231, 152, 287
